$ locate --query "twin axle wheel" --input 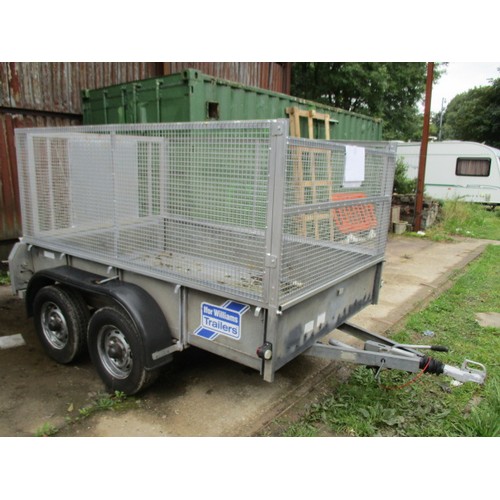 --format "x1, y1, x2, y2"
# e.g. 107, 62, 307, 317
33, 285, 159, 395
88, 307, 159, 394
33, 286, 88, 365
